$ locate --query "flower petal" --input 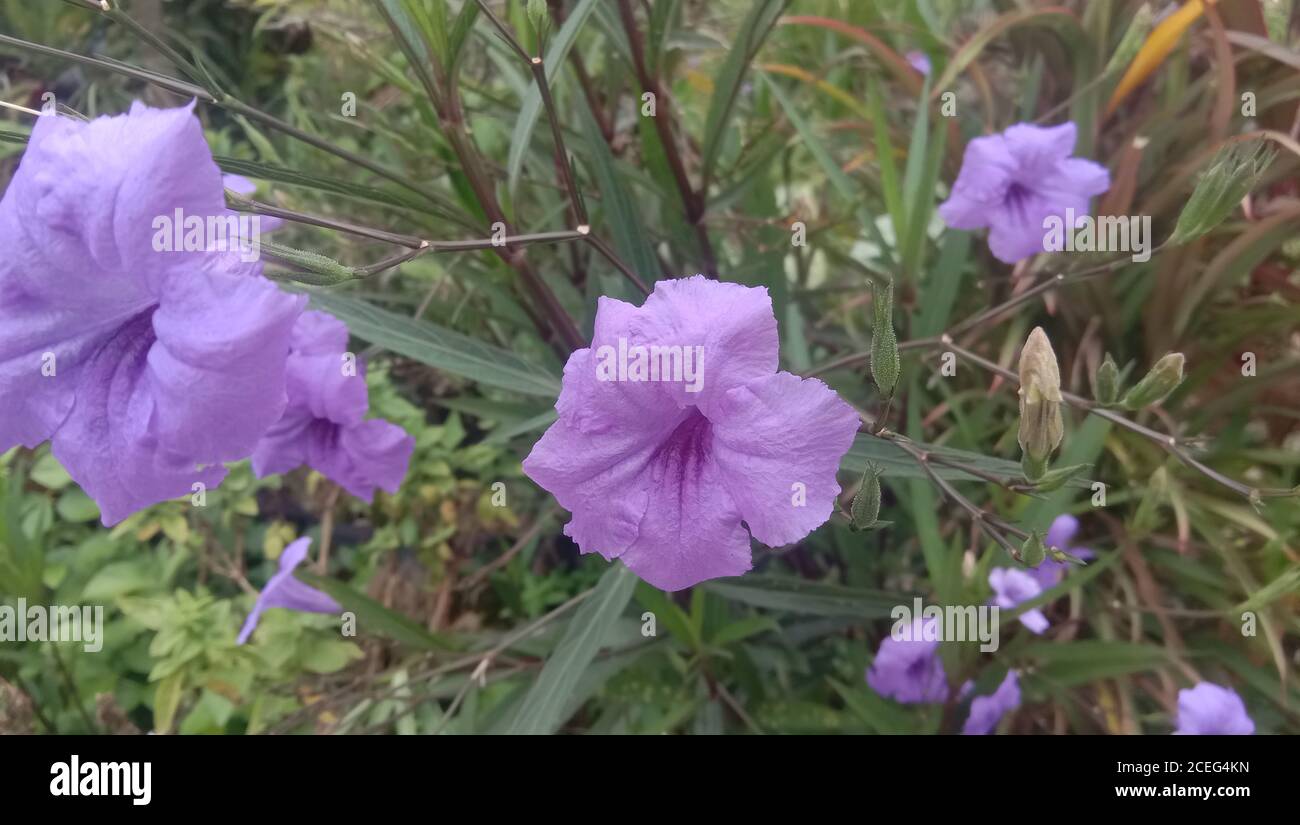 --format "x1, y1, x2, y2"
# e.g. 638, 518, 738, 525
148, 254, 305, 462
709, 372, 860, 546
